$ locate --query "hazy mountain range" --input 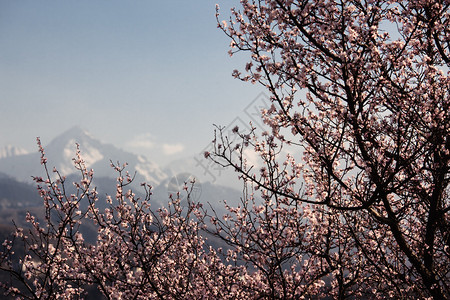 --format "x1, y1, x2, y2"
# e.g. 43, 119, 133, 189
0, 126, 244, 222
0, 127, 167, 186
